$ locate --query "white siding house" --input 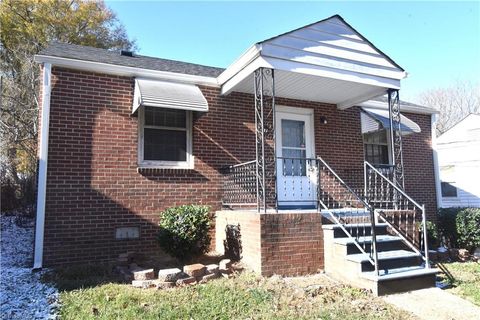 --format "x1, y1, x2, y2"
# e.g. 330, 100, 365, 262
437, 114, 480, 208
